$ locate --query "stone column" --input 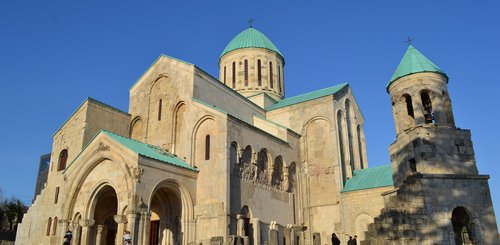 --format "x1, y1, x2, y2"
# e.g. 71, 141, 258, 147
114, 215, 127, 245
78, 219, 95, 245
57, 219, 70, 245
413, 94, 425, 125
269, 221, 279, 245
236, 215, 244, 237
73, 225, 82, 245
250, 218, 260, 245
127, 212, 139, 243
96, 225, 105, 245
137, 211, 151, 245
